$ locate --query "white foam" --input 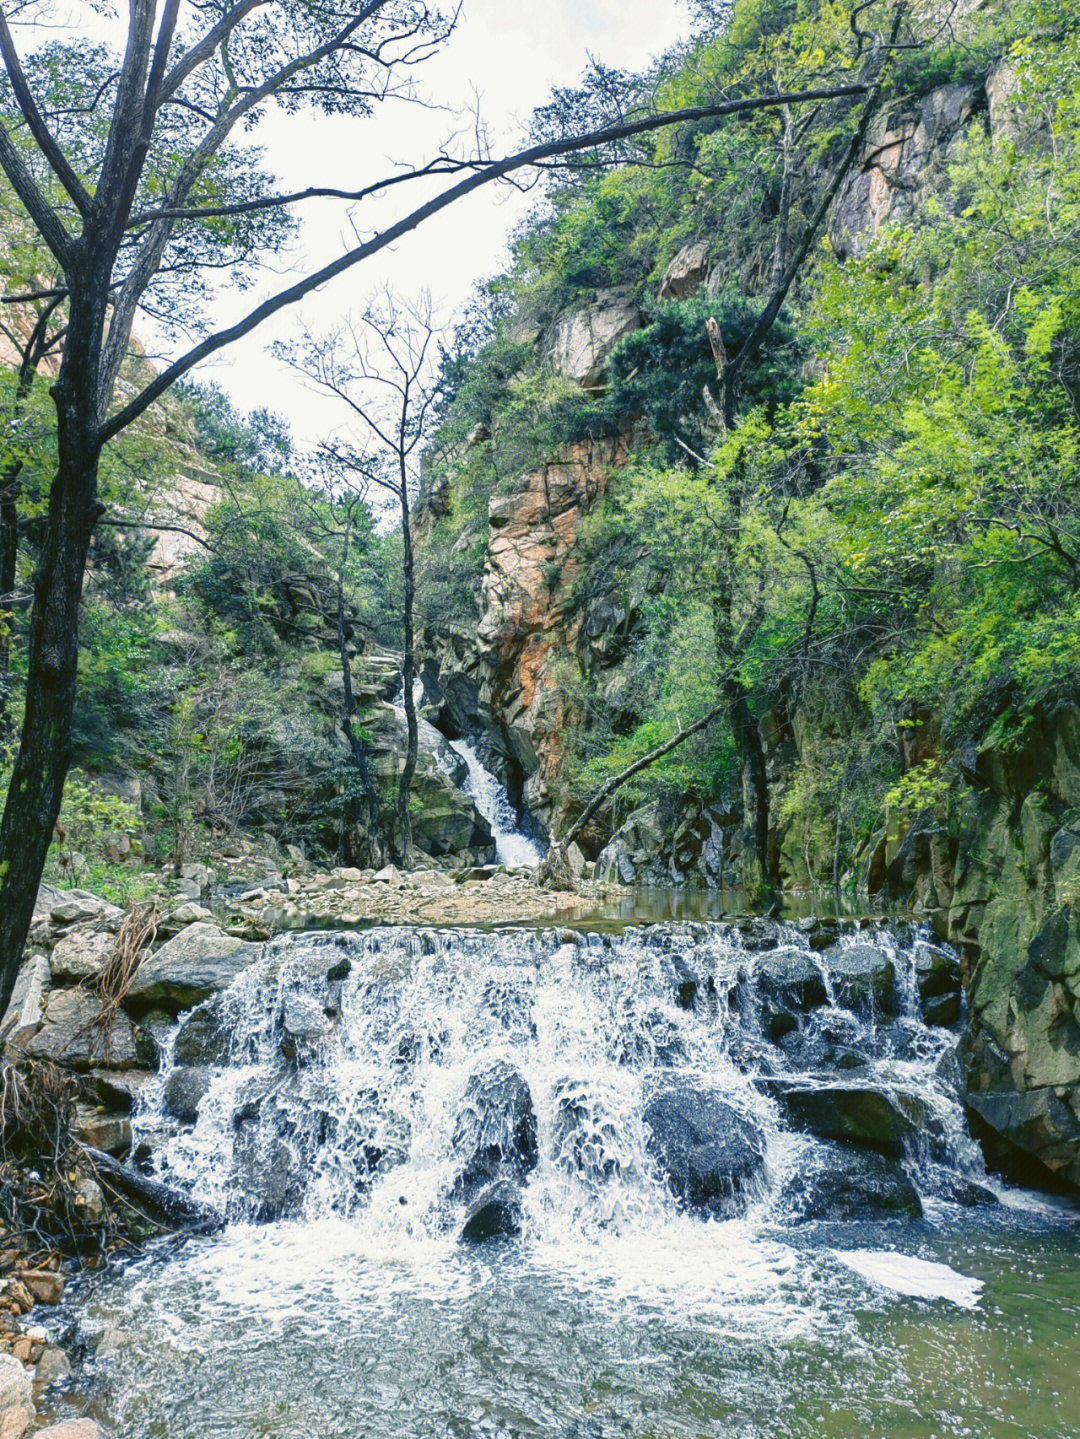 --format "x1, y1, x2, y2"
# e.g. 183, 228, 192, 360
832, 1249, 983, 1308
